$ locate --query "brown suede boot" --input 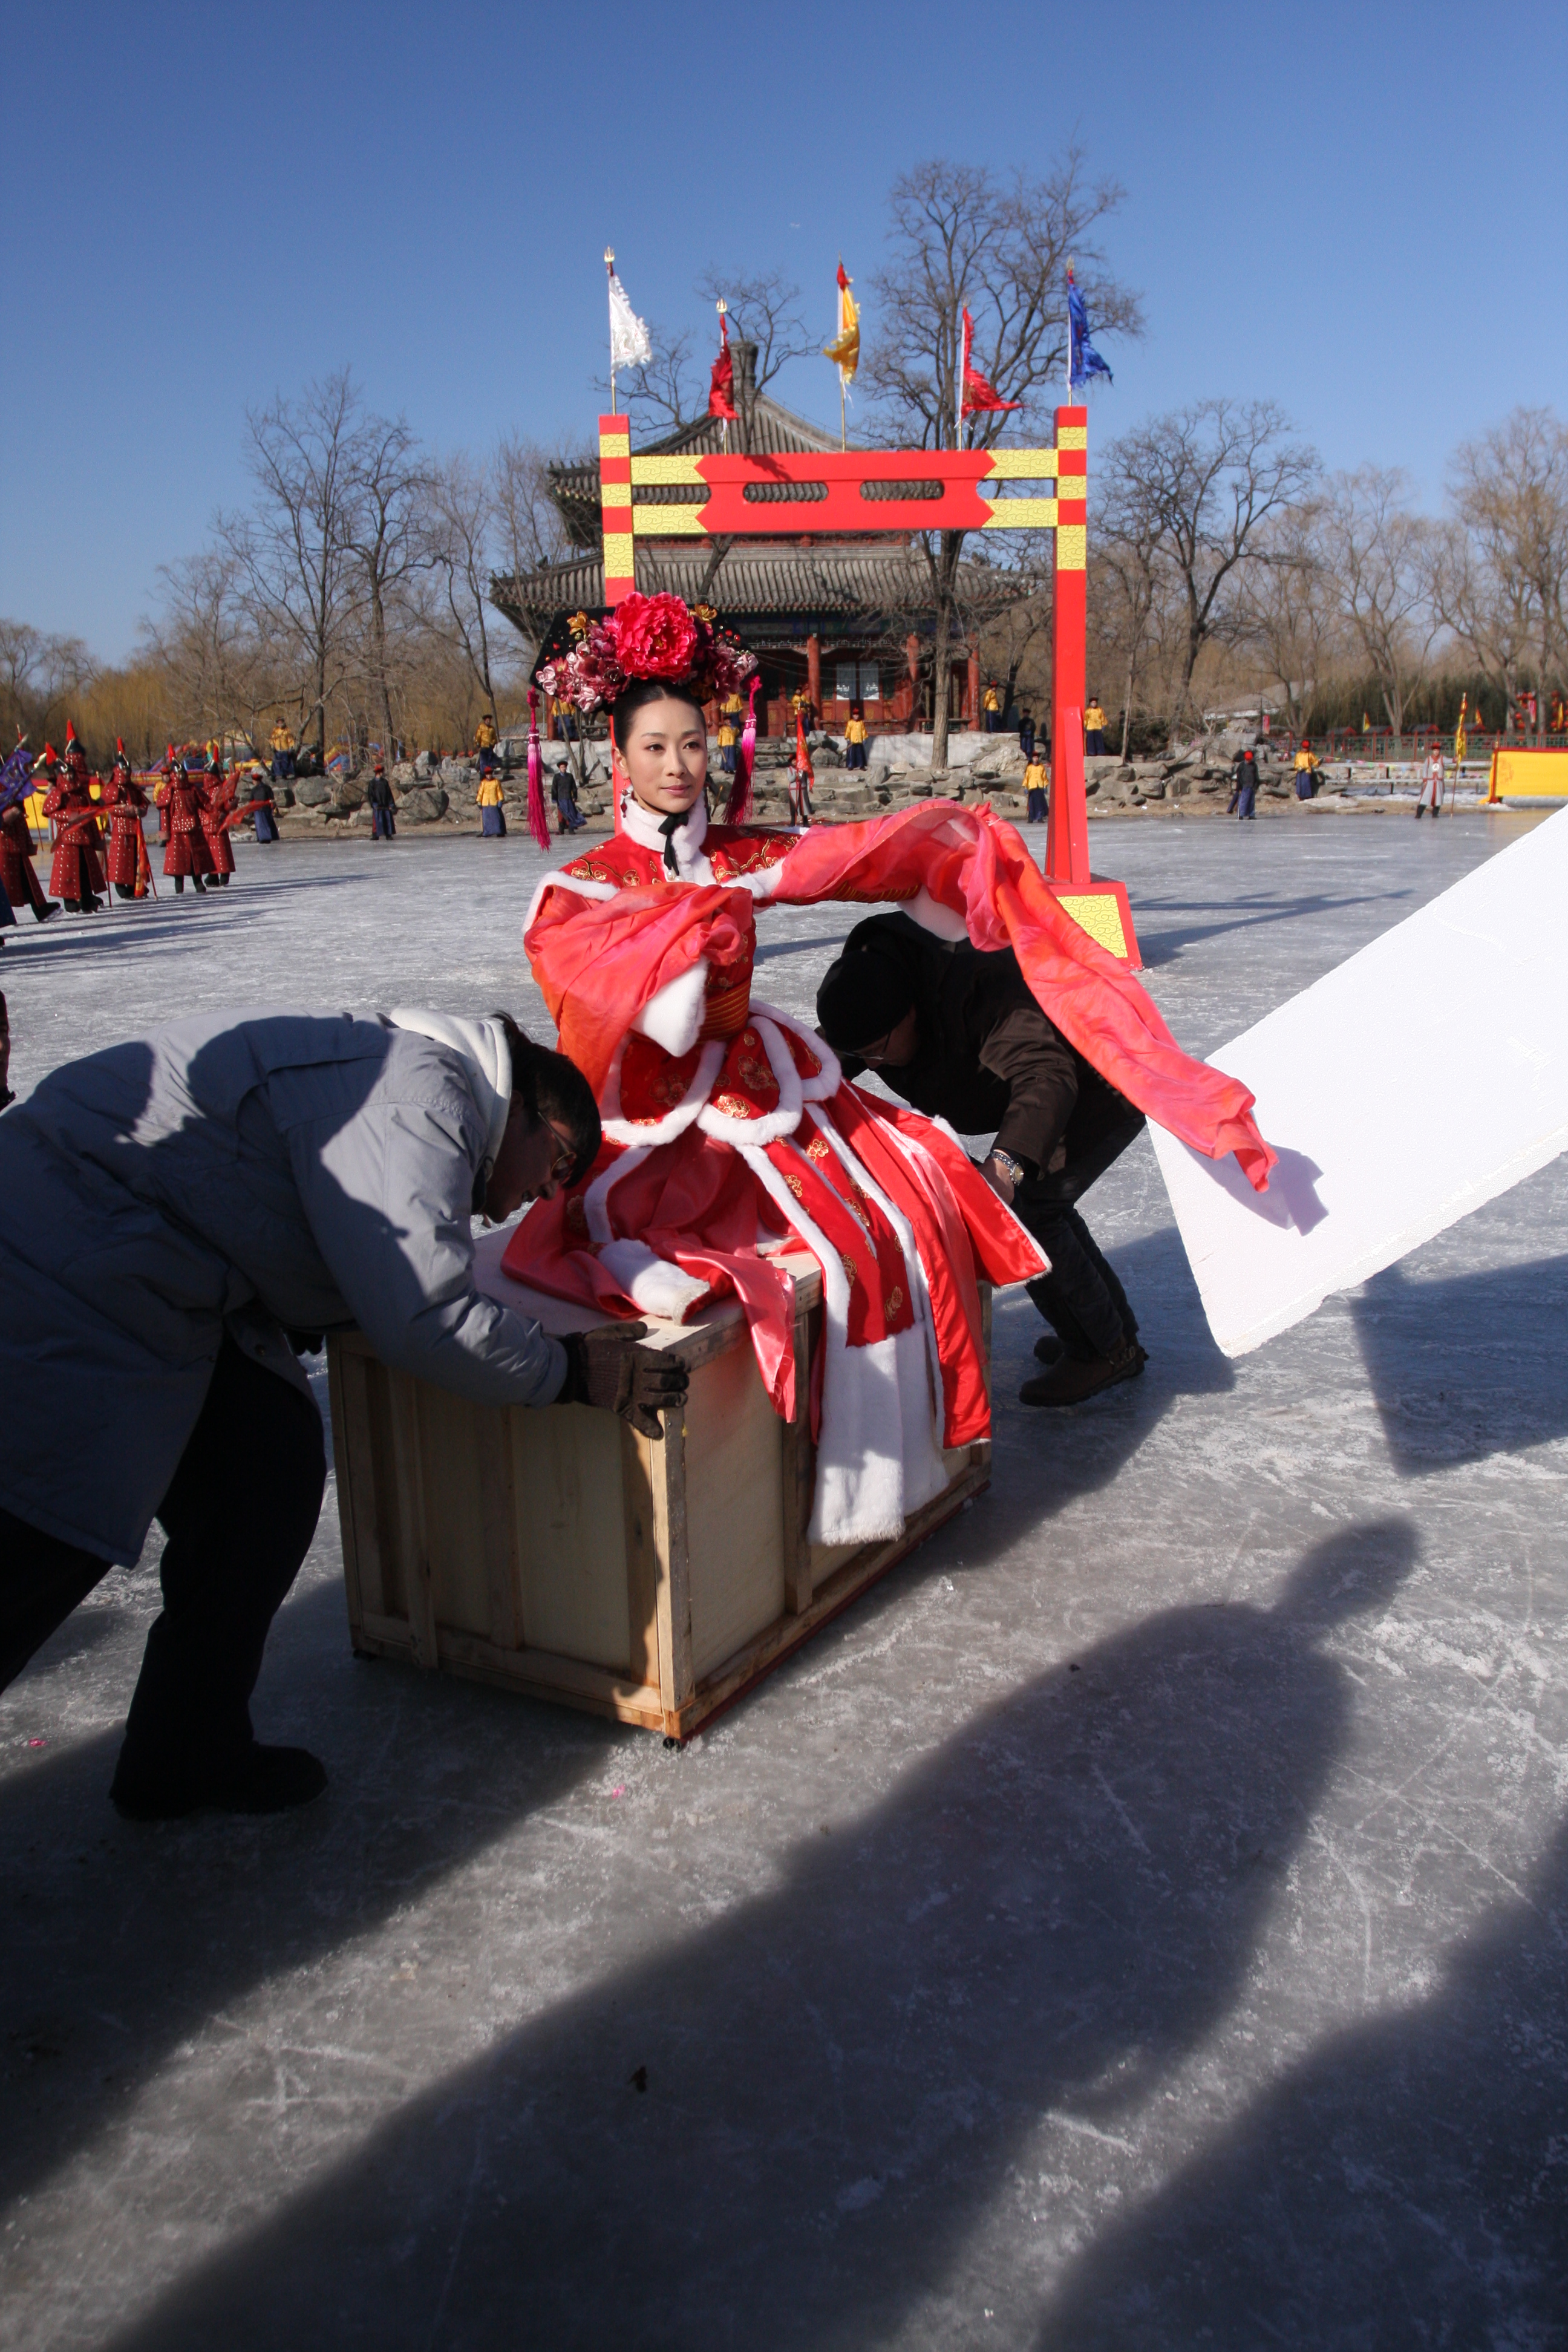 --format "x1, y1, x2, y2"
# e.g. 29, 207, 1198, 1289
1019, 1339, 1146, 1407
